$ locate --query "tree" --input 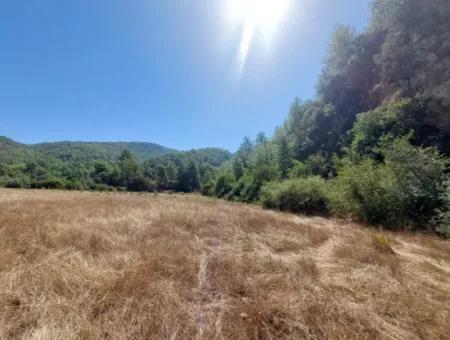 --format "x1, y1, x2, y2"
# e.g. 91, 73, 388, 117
255, 132, 268, 145
232, 157, 244, 180
177, 160, 200, 192
276, 134, 292, 179
236, 137, 253, 169
155, 165, 168, 190
215, 173, 234, 198
118, 150, 140, 188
